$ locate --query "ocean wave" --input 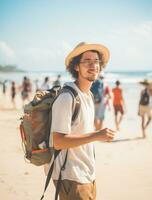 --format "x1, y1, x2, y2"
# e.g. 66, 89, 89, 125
0, 71, 151, 85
